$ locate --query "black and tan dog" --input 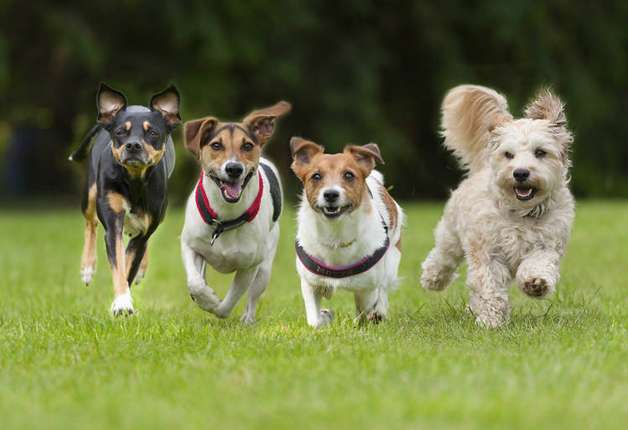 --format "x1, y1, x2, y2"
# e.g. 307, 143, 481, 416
69, 83, 181, 315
